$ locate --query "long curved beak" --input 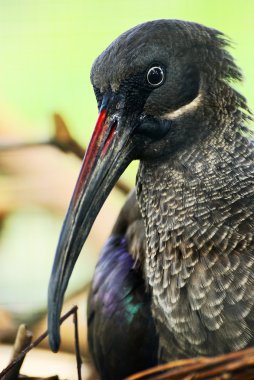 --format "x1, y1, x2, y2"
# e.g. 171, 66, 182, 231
48, 94, 138, 352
